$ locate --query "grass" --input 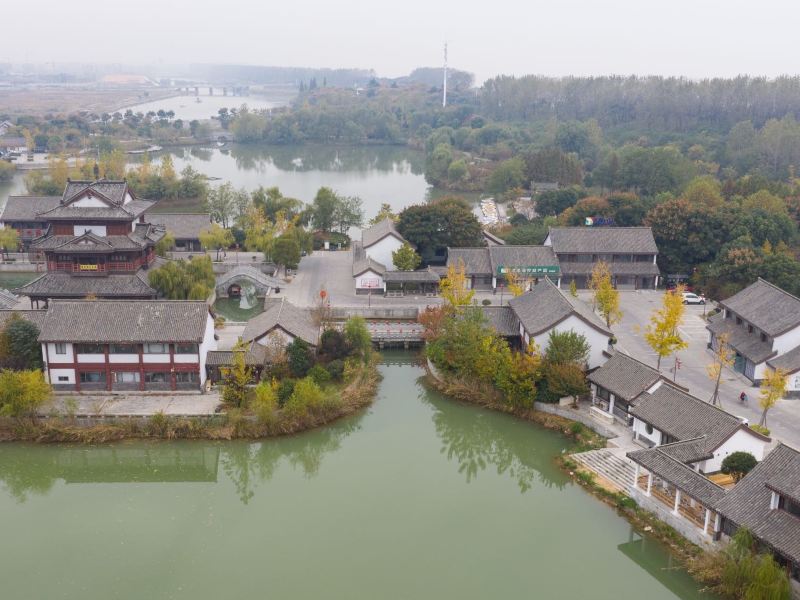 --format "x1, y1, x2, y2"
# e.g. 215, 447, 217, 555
0, 272, 39, 290
147, 196, 206, 214
213, 297, 265, 322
